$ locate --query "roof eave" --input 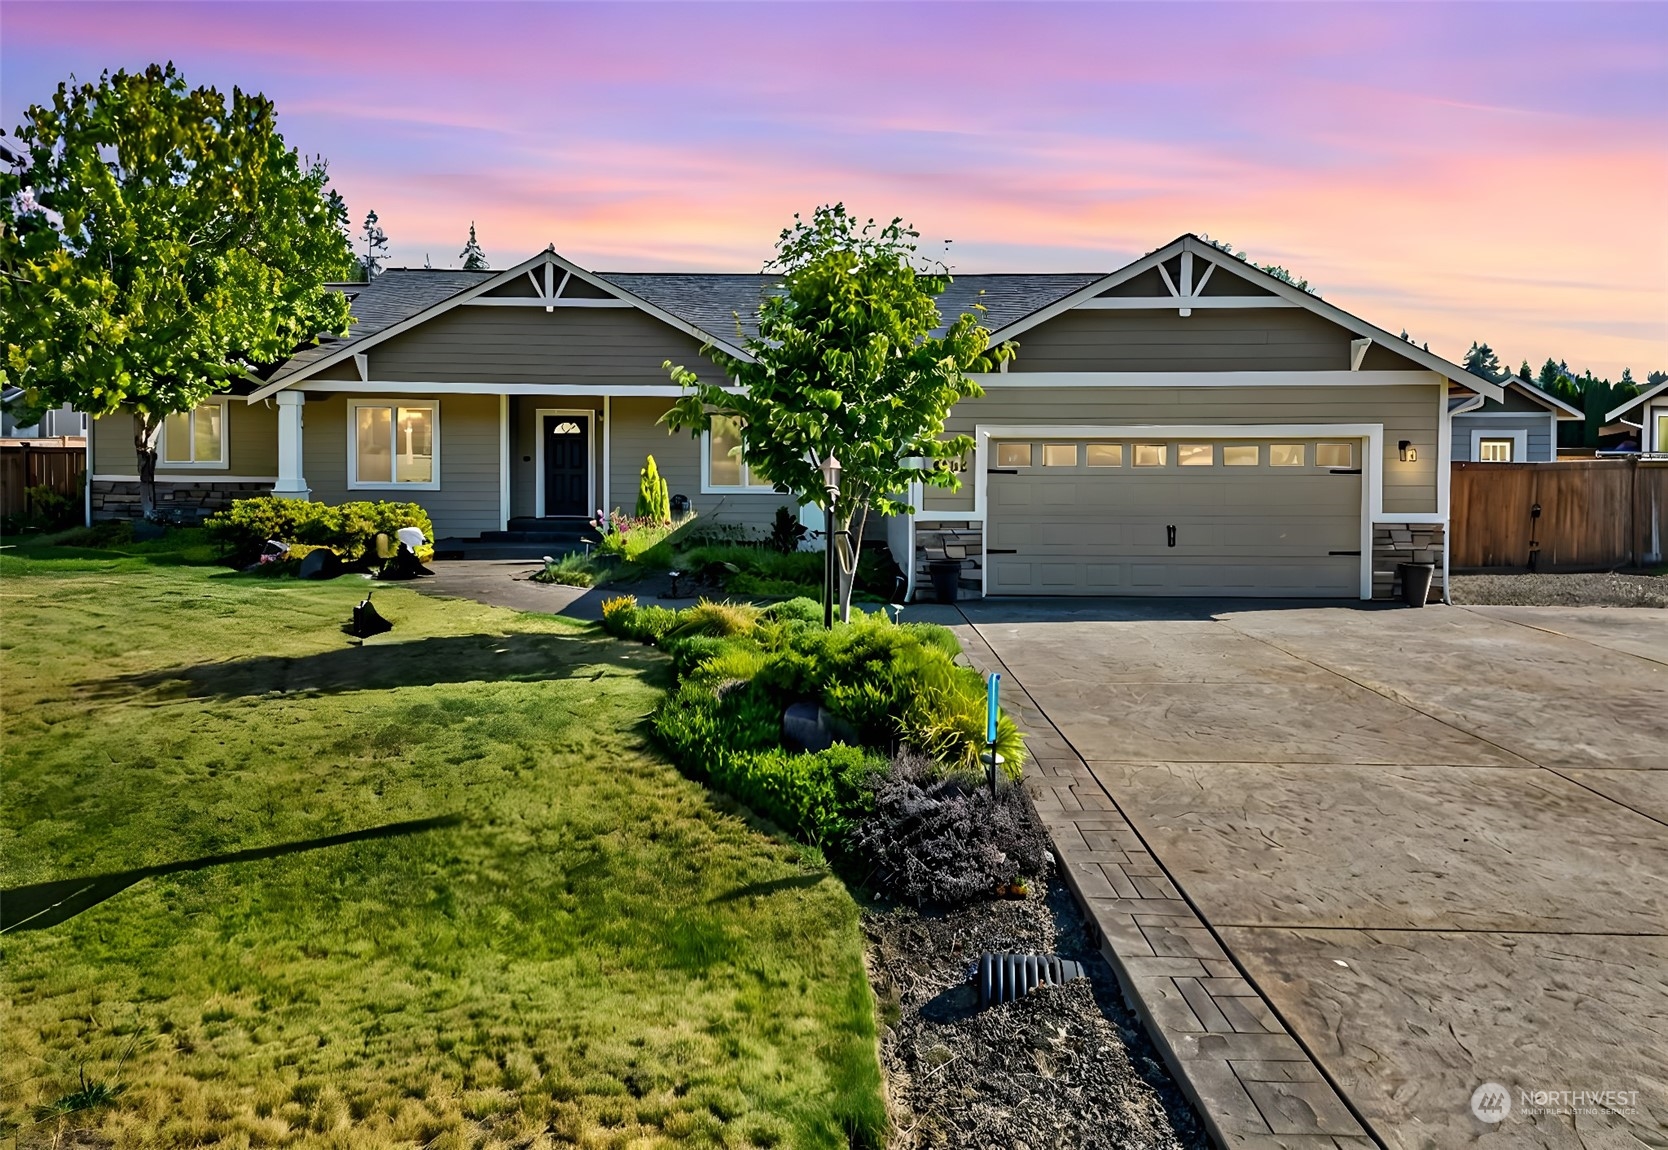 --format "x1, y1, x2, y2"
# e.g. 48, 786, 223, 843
1607, 377, 1668, 421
